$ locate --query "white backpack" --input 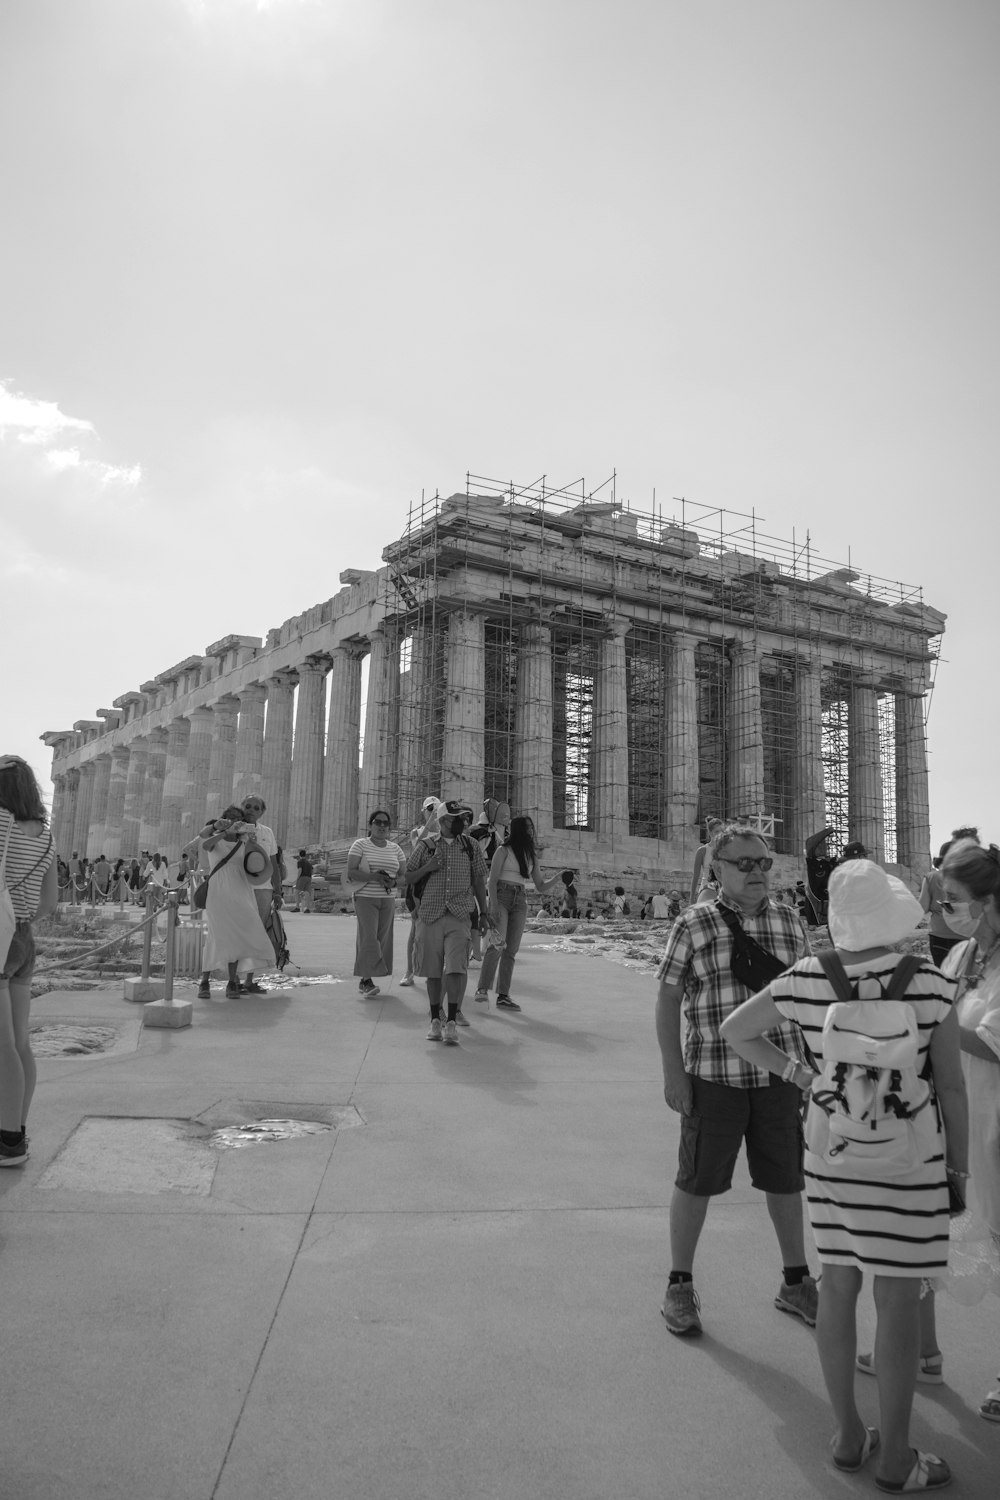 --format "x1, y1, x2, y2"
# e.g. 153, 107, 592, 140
809, 952, 934, 1176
